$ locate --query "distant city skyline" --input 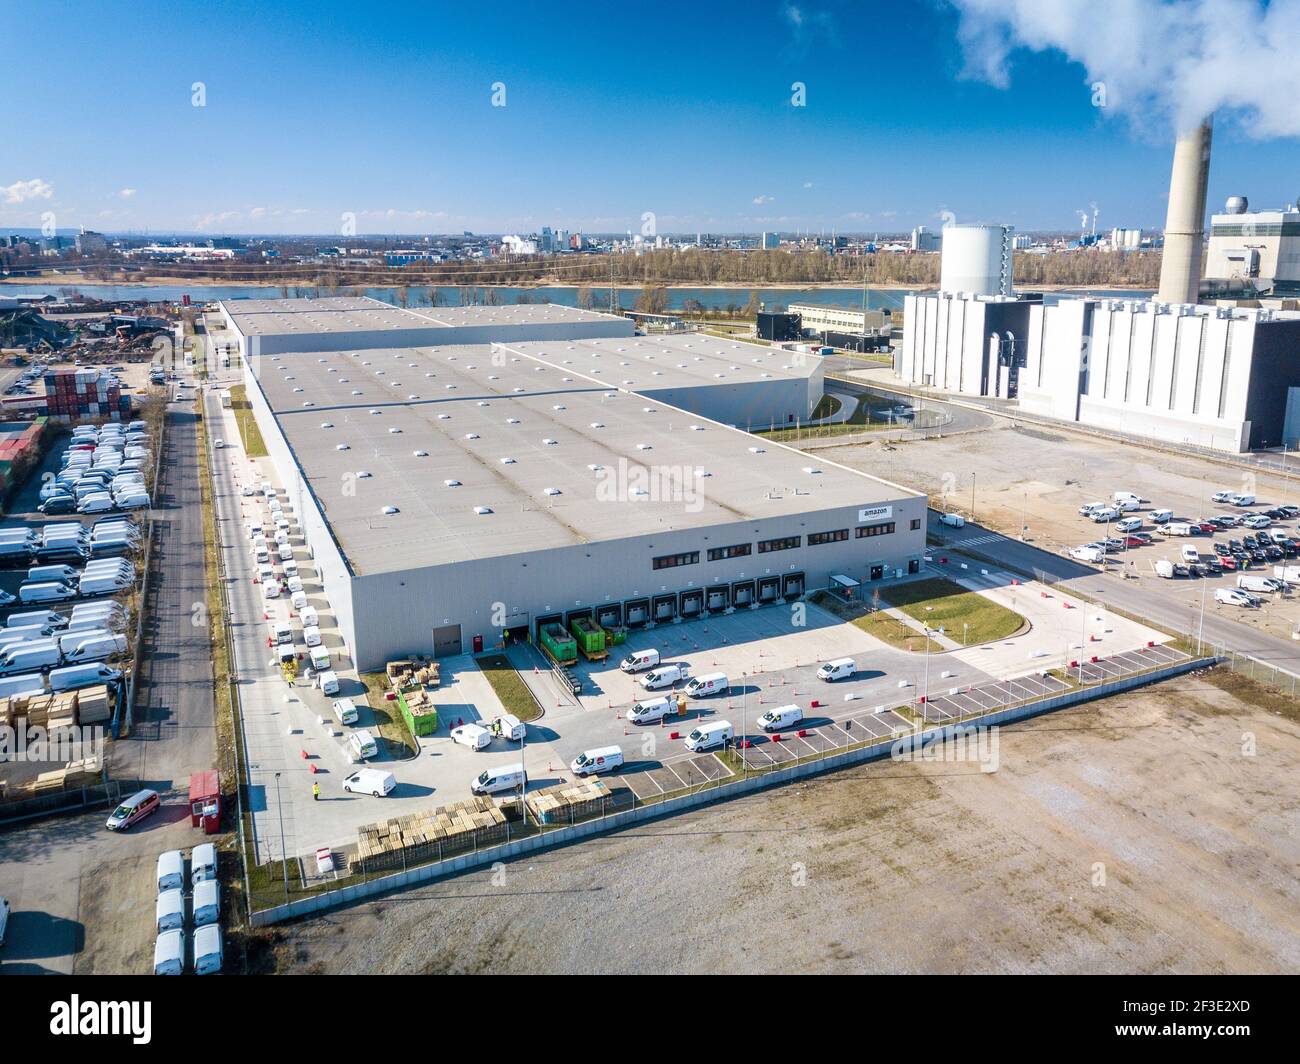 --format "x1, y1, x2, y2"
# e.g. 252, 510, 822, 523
5, 0, 1299, 237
